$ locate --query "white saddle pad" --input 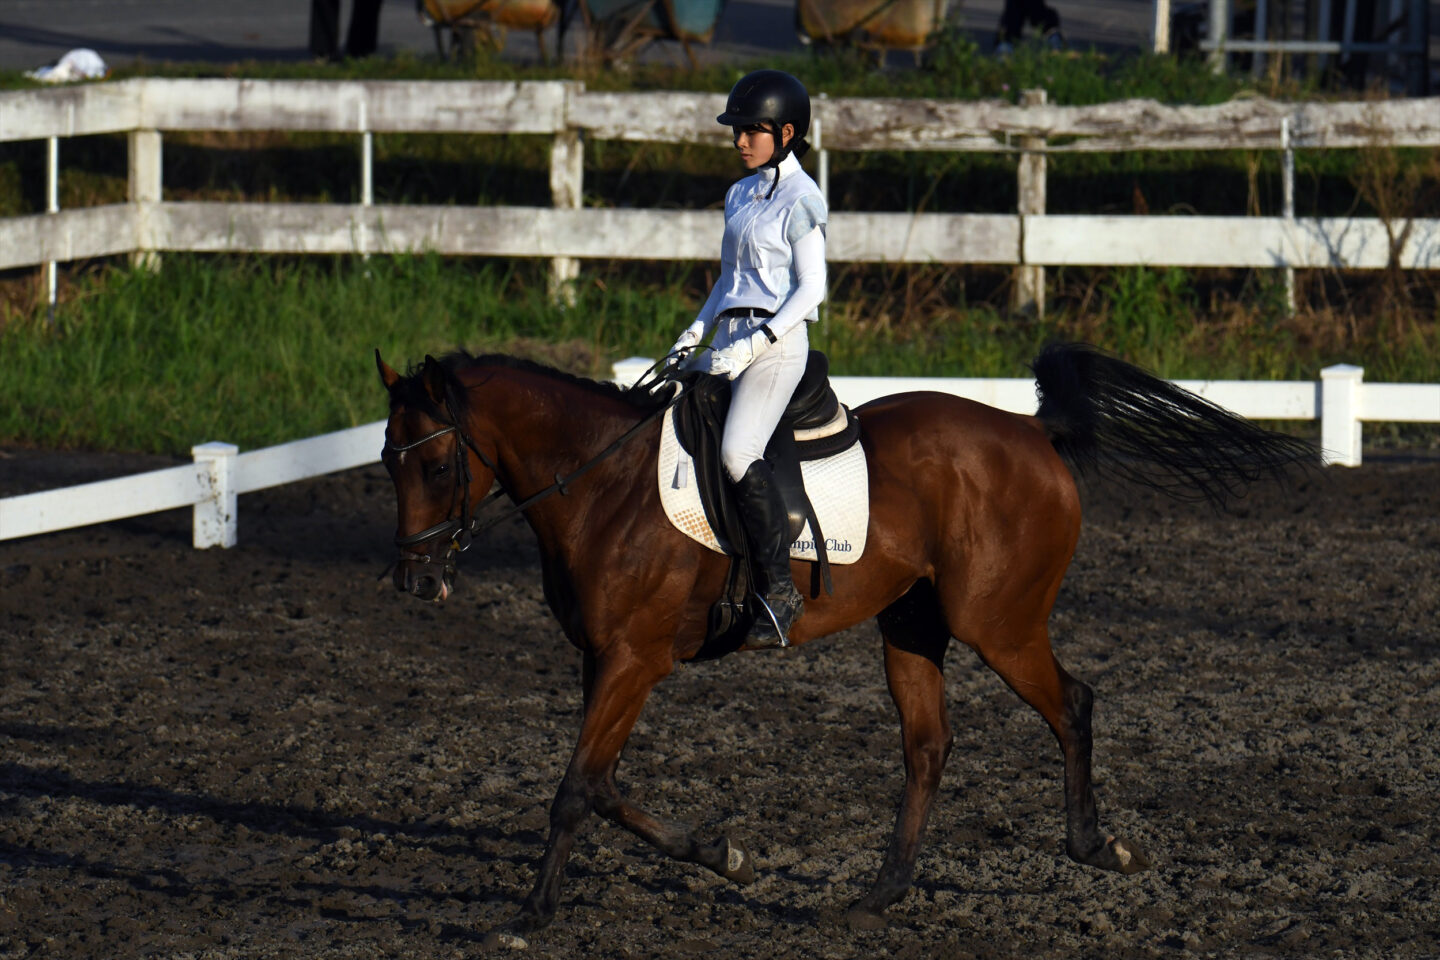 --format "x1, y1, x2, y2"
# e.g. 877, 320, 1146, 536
657, 407, 869, 563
